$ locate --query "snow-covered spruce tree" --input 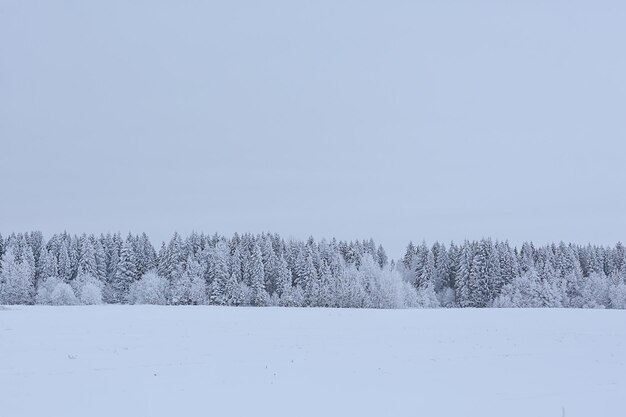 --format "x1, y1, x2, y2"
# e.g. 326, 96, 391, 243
248, 242, 268, 306
487, 241, 504, 298
277, 255, 304, 307
376, 244, 388, 268
317, 260, 334, 307
304, 275, 322, 307
14, 234, 36, 268
441, 243, 460, 305
157, 232, 184, 283
557, 253, 583, 307
0, 233, 4, 275
77, 234, 98, 278
611, 243, 625, 274
109, 240, 138, 303
455, 241, 474, 307
169, 253, 206, 305
94, 239, 107, 282
38, 247, 59, 285
346, 241, 365, 268
262, 245, 281, 298
468, 239, 493, 307
497, 241, 519, 289
433, 244, 450, 293
57, 244, 72, 283
135, 232, 157, 277
208, 241, 236, 305
103, 234, 120, 292
230, 245, 244, 283
402, 241, 416, 271
228, 246, 246, 306
415, 248, 436, 291
68, 235, 80, 281
293, 246, 318, 306
411, 242, 428, 288
518, 241, 535, 274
